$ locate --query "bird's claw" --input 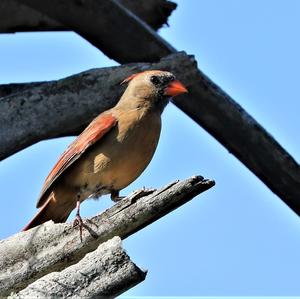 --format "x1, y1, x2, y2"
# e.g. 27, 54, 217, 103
73, 214, 84, 242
